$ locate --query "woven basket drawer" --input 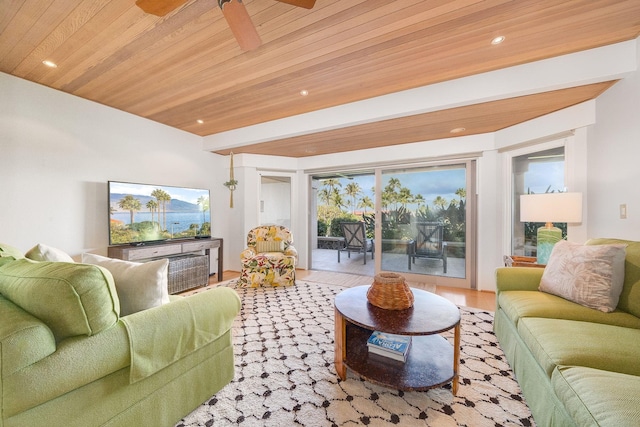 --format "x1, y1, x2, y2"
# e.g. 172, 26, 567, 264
168, 254, 209, 294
